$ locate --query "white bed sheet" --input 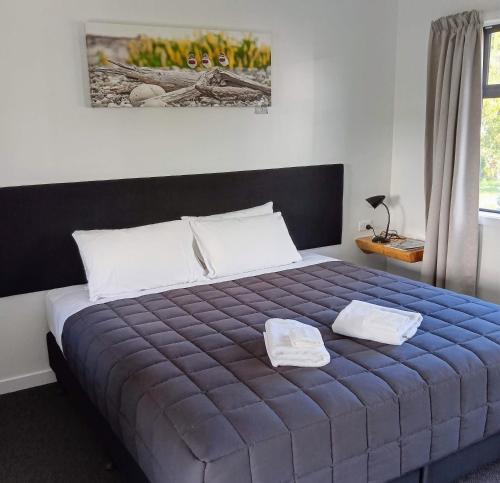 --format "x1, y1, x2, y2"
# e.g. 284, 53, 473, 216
46, 252, 336, 350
